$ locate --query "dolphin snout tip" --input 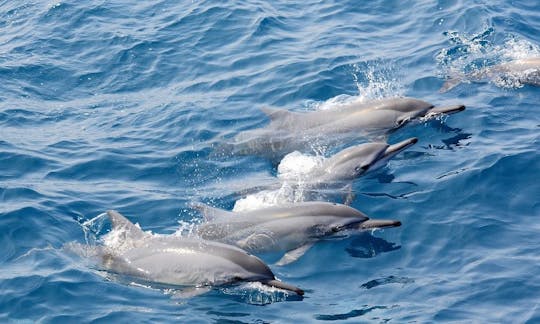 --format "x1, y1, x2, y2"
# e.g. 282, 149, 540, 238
429, 104, 466, 115
447, 104, 466, 113
360, 219, 402, 229
410, 137, 418, 144
264, 279, 305, 296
